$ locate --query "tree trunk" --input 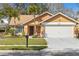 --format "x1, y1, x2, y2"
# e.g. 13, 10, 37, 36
14, 17, 17, 36
33, 14, 37, 36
